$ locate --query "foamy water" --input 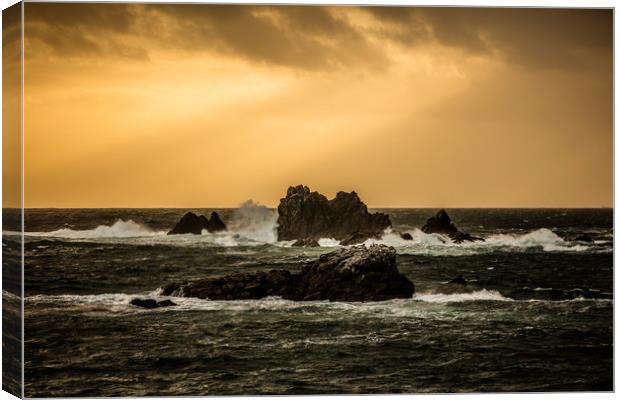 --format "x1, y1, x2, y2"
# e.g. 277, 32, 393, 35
21, 221, 598, 255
